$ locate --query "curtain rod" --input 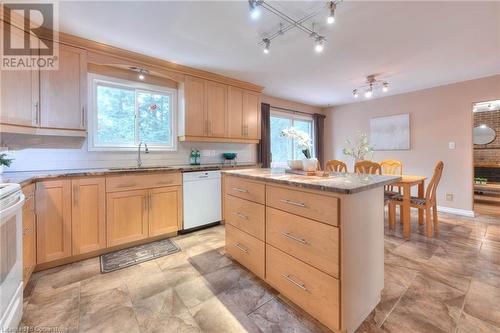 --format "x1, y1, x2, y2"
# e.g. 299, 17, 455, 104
270, 105, 316, 116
